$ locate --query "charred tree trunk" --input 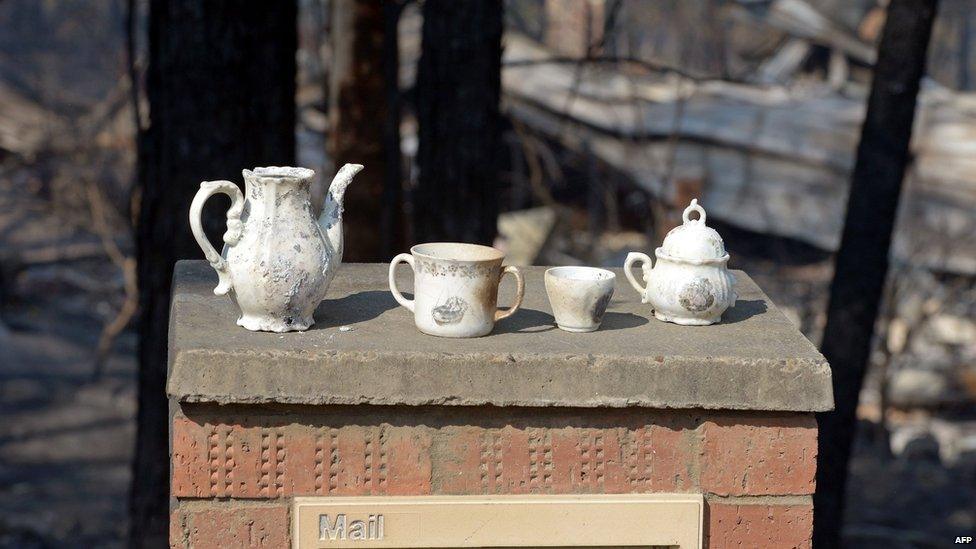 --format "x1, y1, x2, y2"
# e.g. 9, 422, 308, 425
813, 1, 938, 547
414, 0, 503, 244
329, 0, 403, 260
130, 2, 296, 546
